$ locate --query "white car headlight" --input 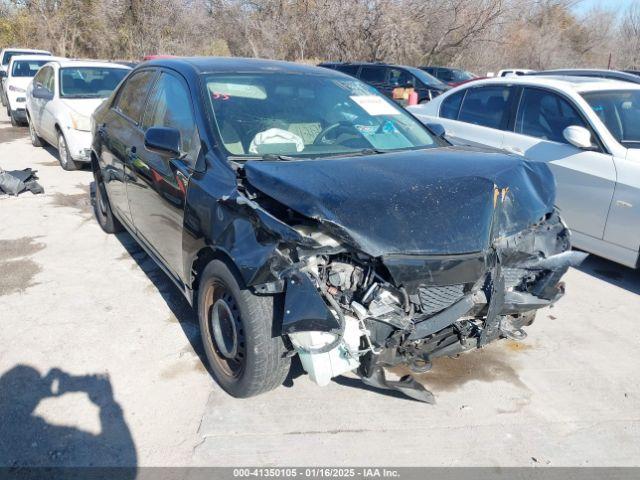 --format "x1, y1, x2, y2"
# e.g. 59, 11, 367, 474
69, 112, 91, 132
8, 85, 26, 93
